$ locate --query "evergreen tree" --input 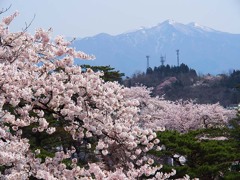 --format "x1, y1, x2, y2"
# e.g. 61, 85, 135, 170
151, 128, 240, 179
81, 65, 125, 82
